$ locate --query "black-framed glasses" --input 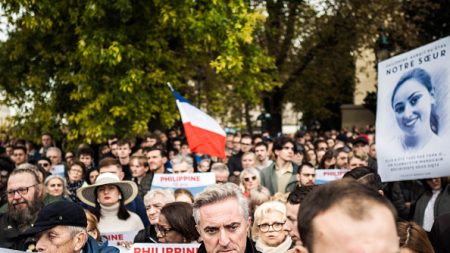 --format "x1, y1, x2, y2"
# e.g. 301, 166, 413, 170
244, 176, 256, 182
7, 184, 38, 198
155, 225, 176, 237
258, 221, 285, 232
